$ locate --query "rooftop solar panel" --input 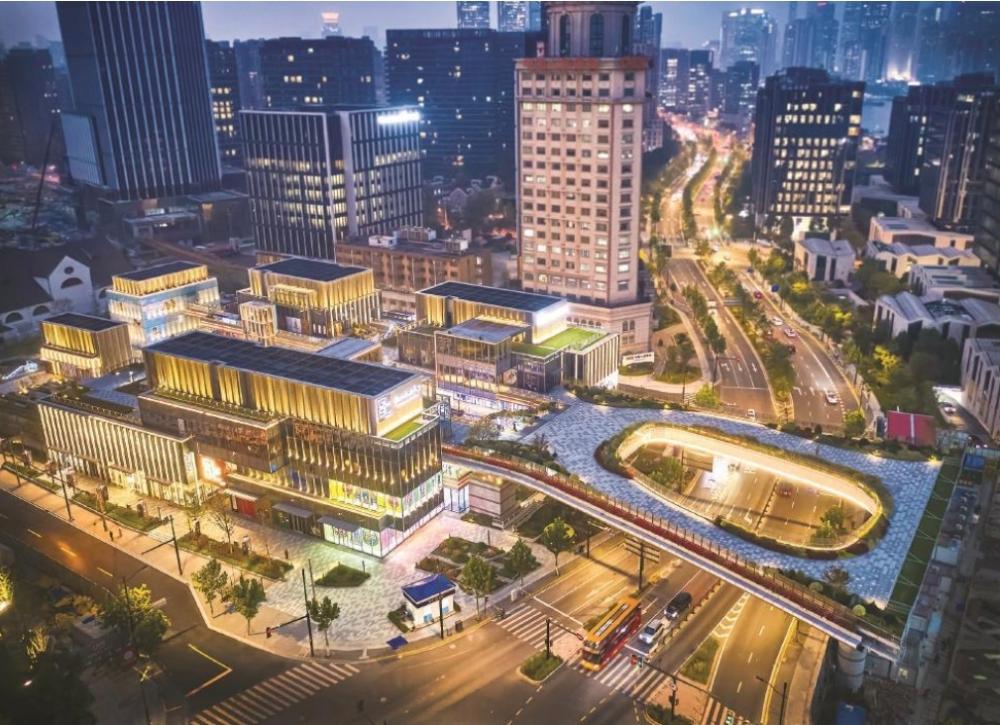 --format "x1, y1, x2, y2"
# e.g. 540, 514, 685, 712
261, 257, 367, 282
421, 281, 564, 312
116, 260, 202, 281
147, 331, 415, 397
45, 312, 124, 332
